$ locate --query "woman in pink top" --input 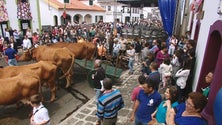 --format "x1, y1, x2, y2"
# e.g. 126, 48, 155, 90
156, 44, 170, 67
131, 75, 146, 102
32, 32, 39, 45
